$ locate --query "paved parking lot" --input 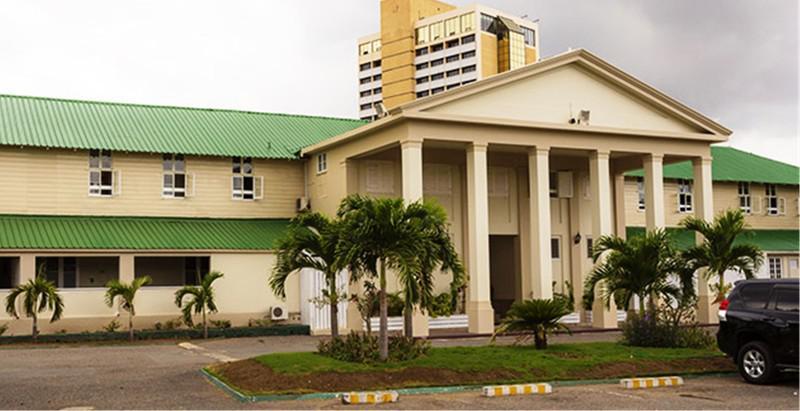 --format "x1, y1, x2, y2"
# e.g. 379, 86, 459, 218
0, 334, 796, 410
